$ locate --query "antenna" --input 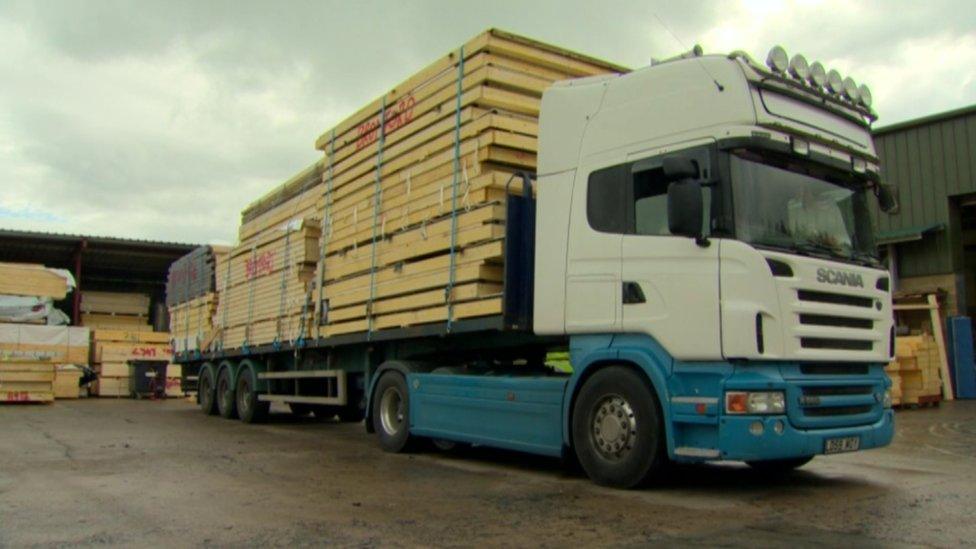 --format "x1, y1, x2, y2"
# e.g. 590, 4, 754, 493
650, 12, 725, 92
